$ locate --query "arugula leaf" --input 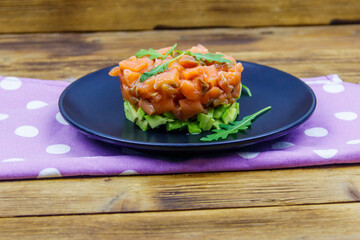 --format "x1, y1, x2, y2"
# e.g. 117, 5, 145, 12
163, 44, 177, 58
140, 52, 185, 82
200, 106, 272, 142
135, 44, 177, 60
183, 51, 233, 64
242, 84, 252, 97
135, 48, 164, 60
139, 46, 231, 82
140, 63, 169, 82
